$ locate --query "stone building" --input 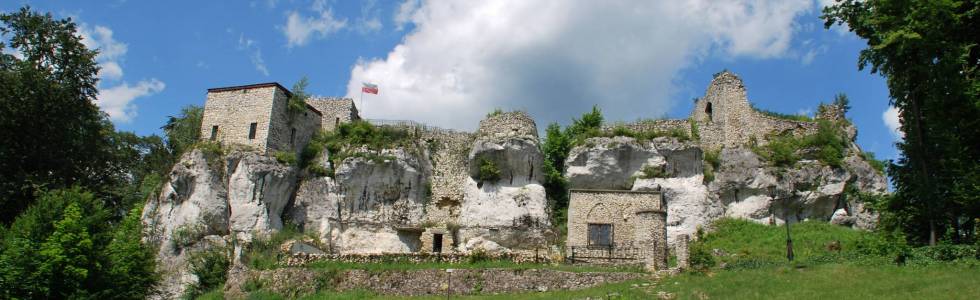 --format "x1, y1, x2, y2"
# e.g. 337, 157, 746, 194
566, 189, 667, 270
200, 83, 361, 154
